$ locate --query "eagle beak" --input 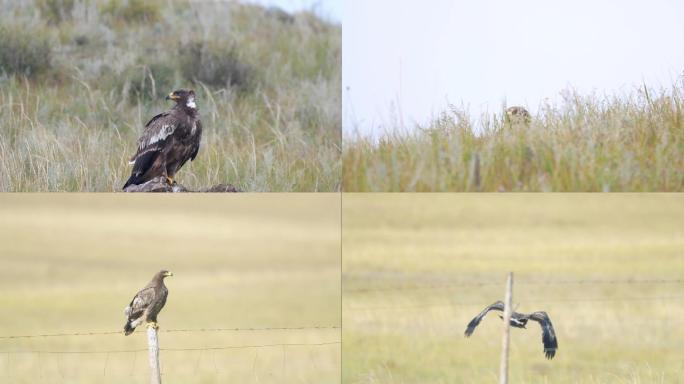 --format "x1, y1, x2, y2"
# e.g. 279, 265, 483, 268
166, 93, 179, 101
165, 271, 174, 277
